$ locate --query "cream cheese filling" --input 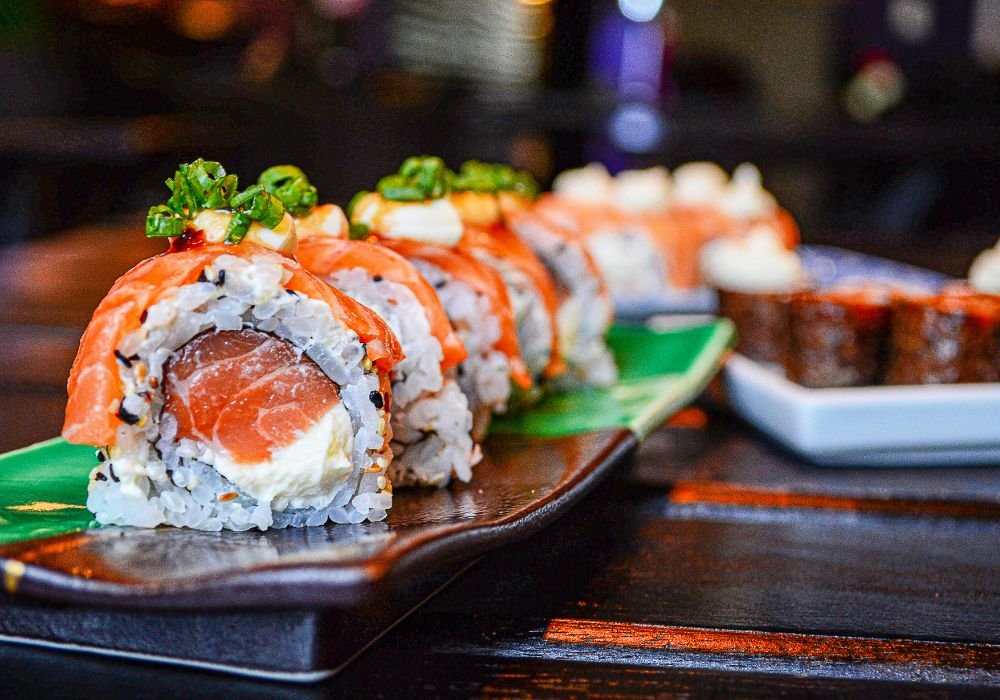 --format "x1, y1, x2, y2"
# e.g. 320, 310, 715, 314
209, 403, 355, 511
